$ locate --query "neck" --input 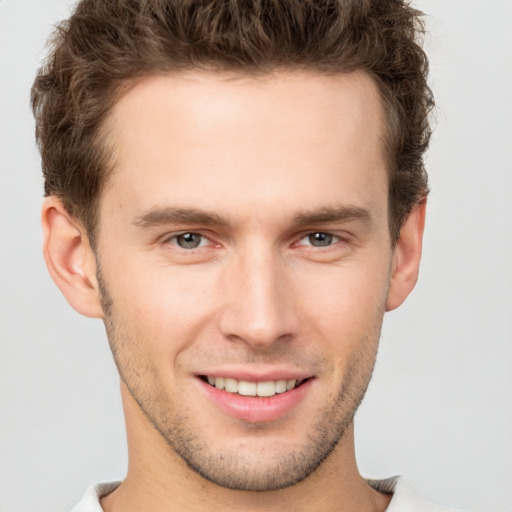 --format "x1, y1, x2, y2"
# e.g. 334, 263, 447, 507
101, 384, 390, 512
